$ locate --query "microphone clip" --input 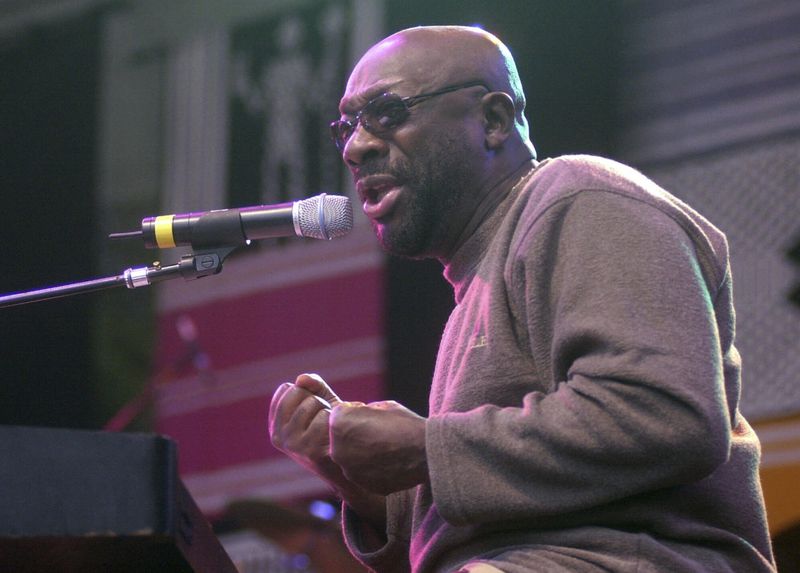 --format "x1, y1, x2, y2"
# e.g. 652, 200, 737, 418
124, 246, 238, 289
